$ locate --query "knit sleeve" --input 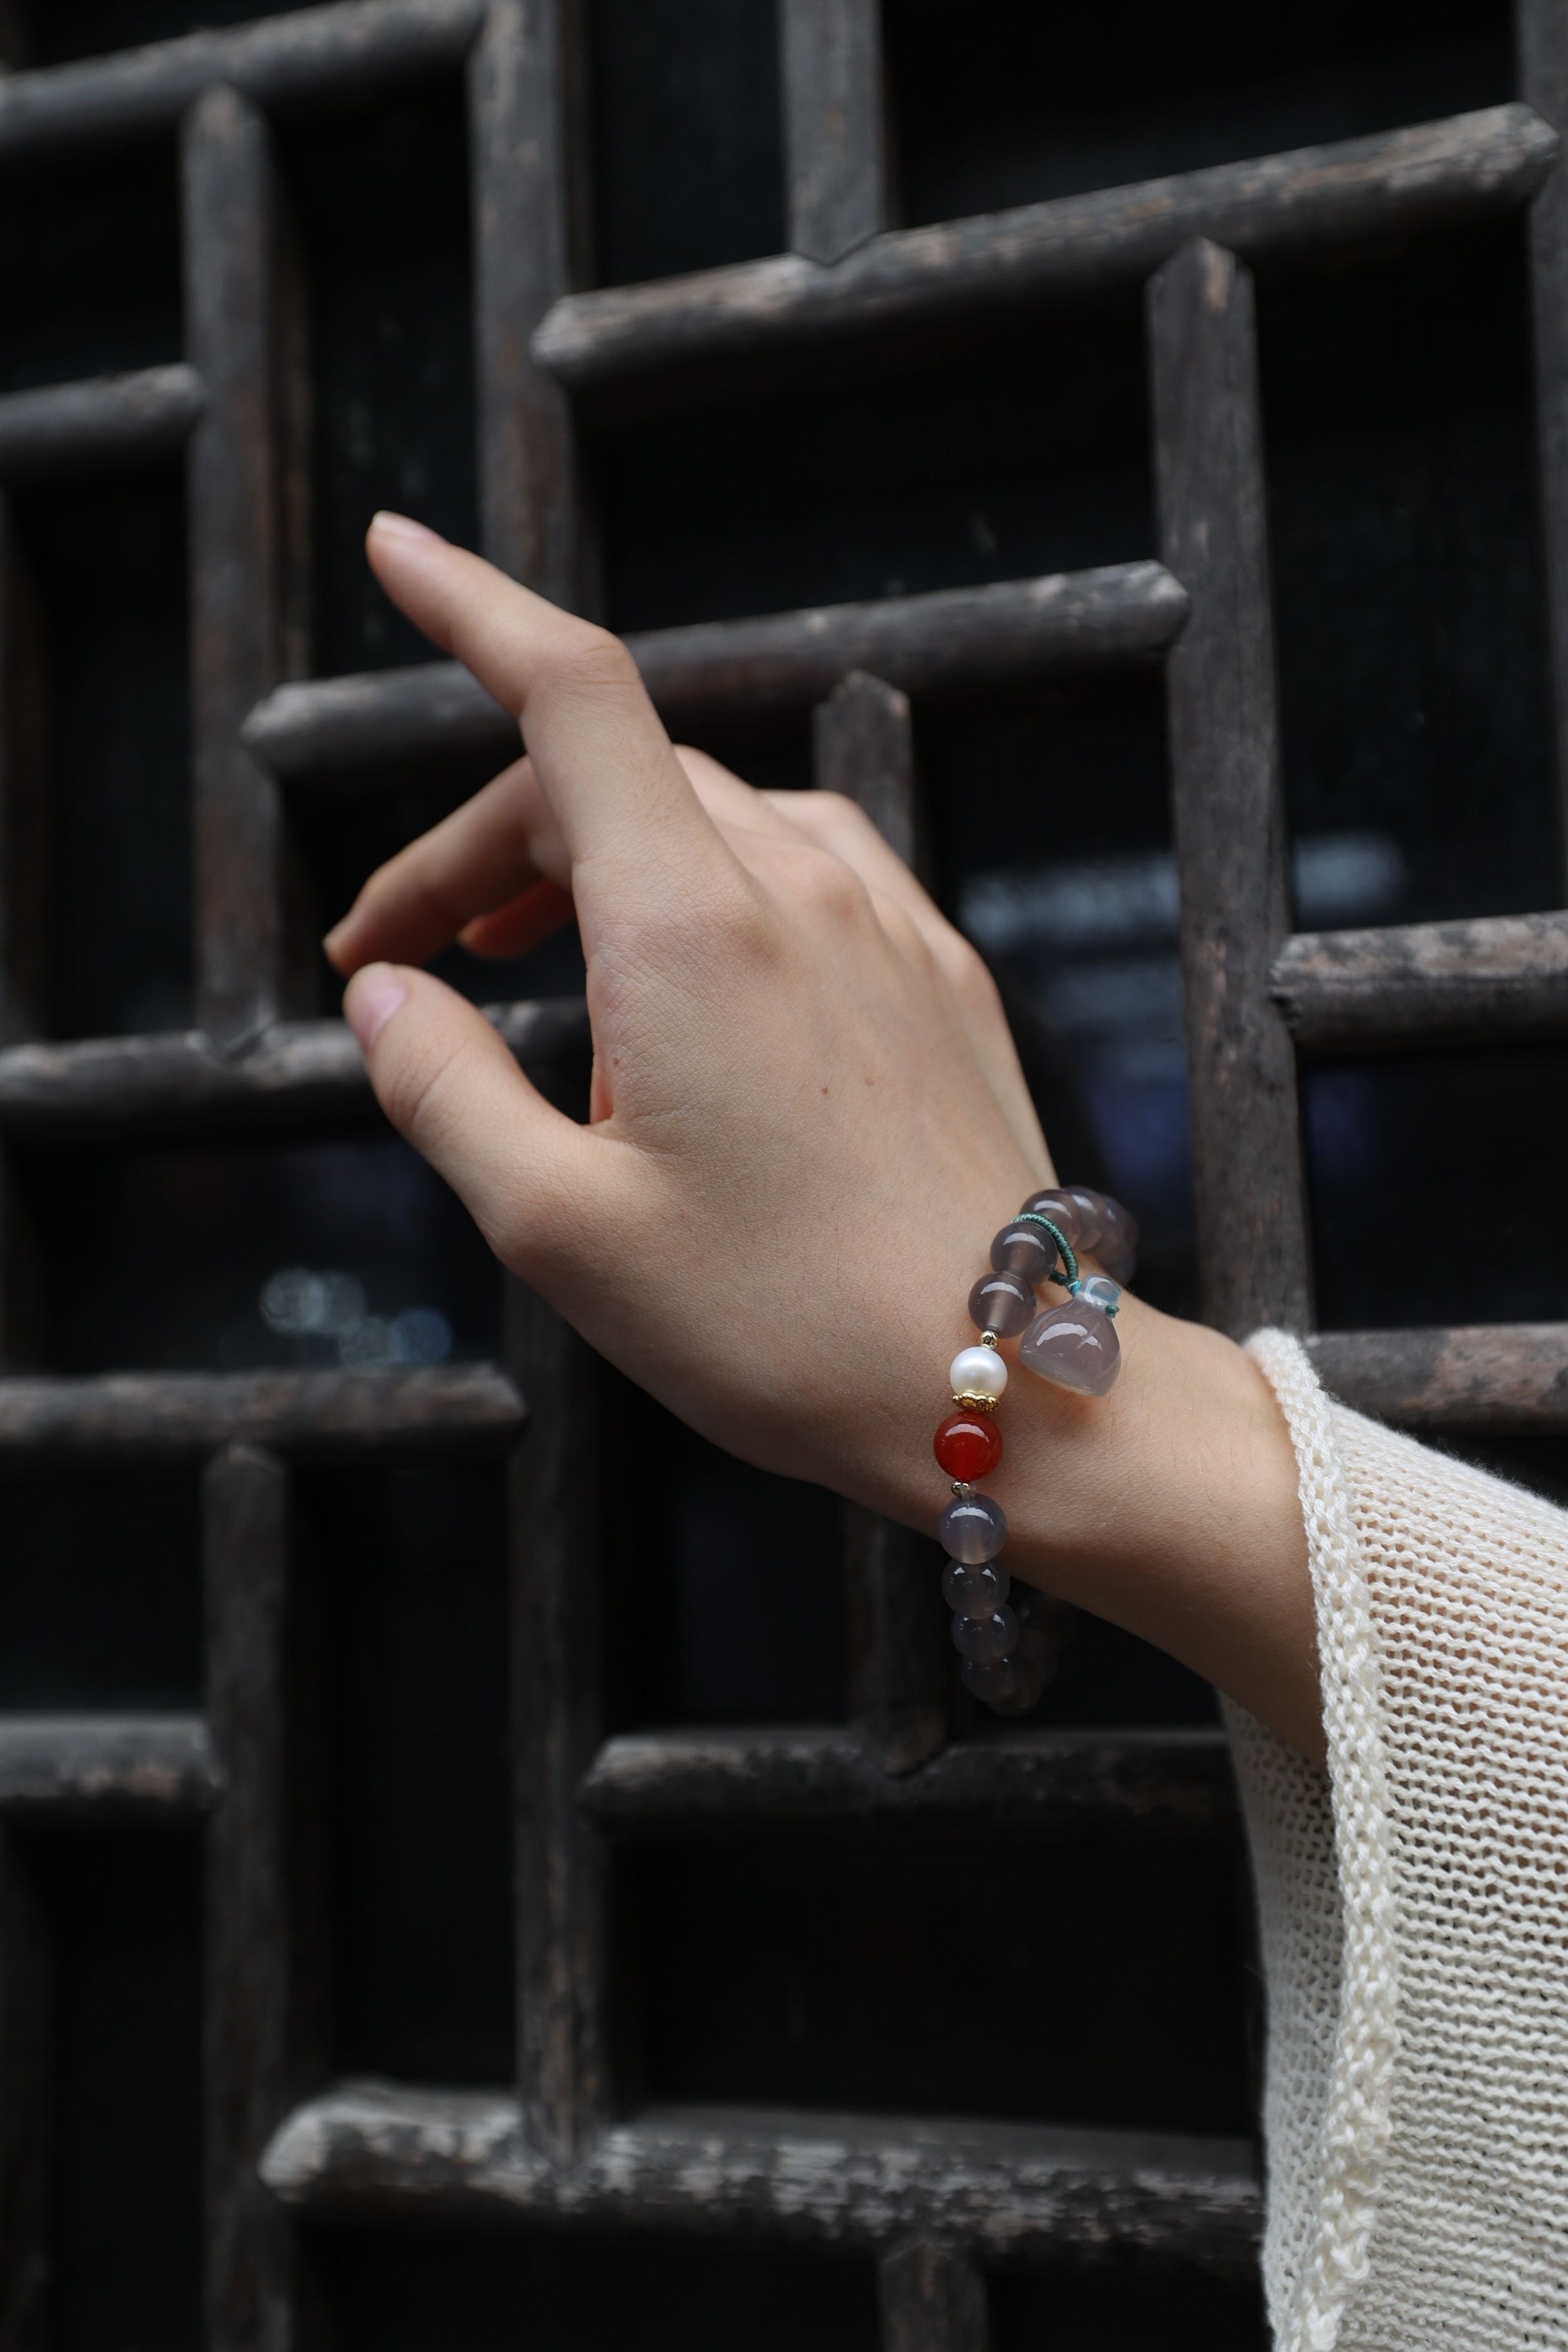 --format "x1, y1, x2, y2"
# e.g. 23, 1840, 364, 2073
1228, 1330, 1568, 2352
